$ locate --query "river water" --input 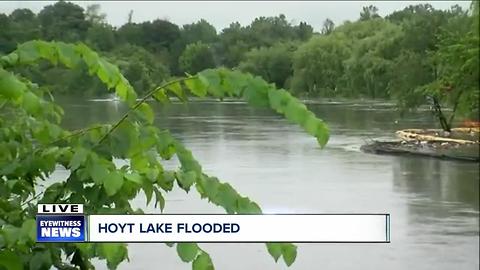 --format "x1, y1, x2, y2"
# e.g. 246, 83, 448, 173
59, 98, 479, 270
